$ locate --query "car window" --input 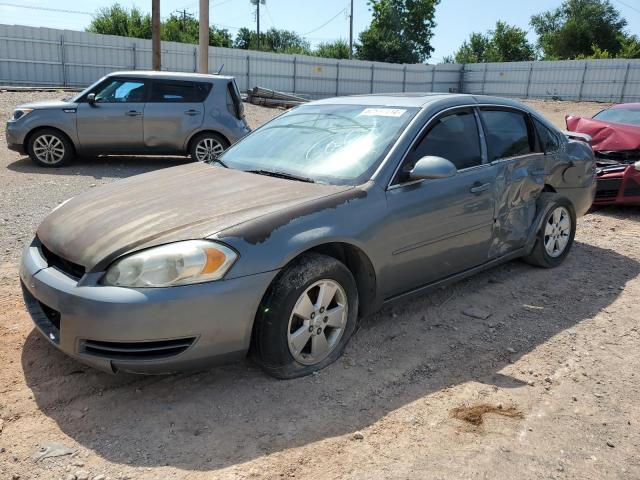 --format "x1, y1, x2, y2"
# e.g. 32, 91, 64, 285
408, 110, 482, 171
94, 79, 146, 103
150, 80, 212, 103
480, 109, 533, 161
593, 108, 640, 126
533, 118, 560, 153
226, 82, 241, 118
